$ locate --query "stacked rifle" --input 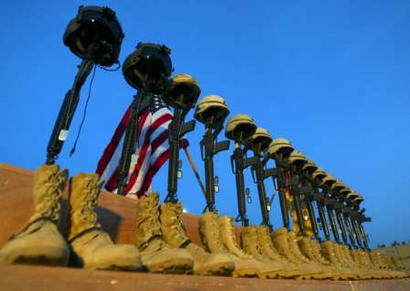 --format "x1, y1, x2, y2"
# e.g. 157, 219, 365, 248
0, 4, 408, 280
